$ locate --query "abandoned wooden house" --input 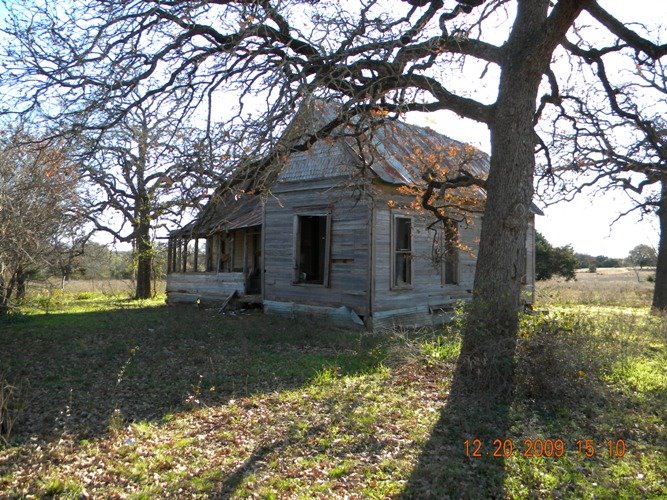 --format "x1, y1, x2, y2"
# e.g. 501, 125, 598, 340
166, 101, 539, 330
